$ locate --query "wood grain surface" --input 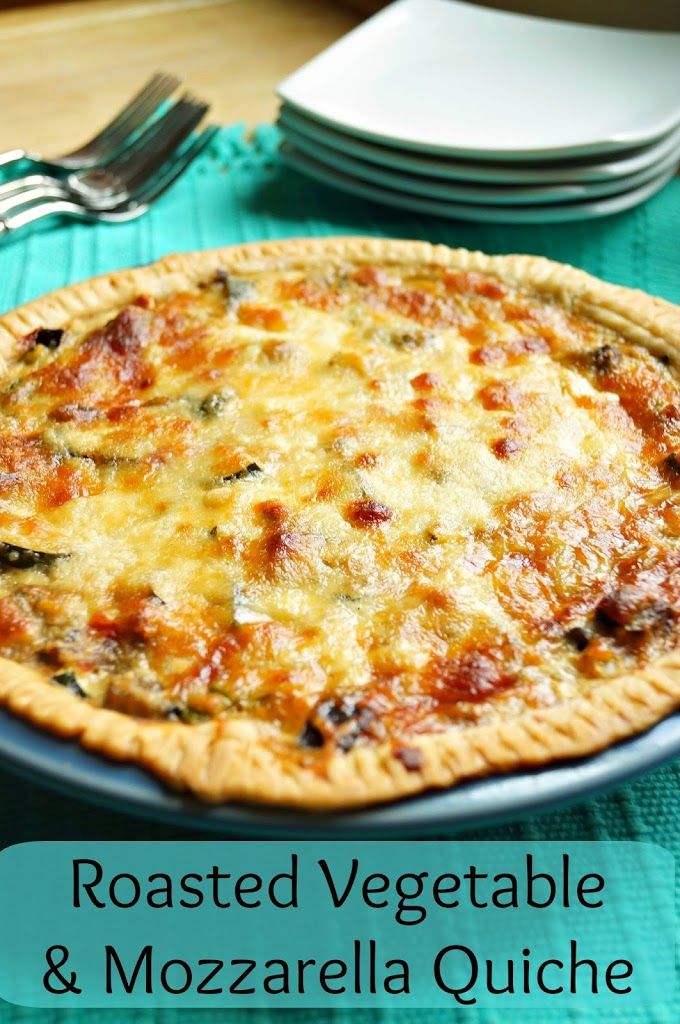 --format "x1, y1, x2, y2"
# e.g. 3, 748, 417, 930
1, 0, 676, 157
0, 0, 359, 154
